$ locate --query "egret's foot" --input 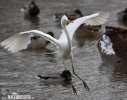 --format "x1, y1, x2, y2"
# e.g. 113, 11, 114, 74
72, 85, 77, 95
73, 72, 90, 91
82, 81, 90, 91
